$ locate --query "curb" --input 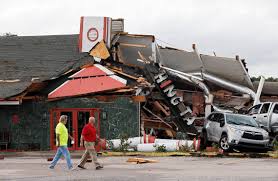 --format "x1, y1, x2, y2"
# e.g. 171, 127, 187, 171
1, 151, 277, 159
101, 151, 278, 158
